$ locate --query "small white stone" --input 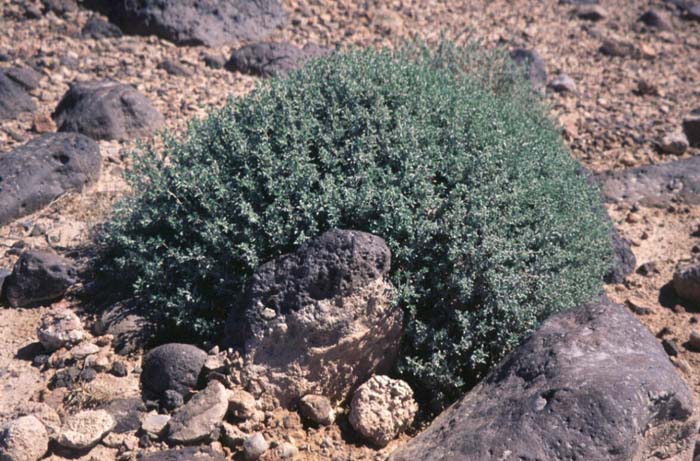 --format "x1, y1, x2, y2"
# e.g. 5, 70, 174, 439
243, 432, 269, 460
